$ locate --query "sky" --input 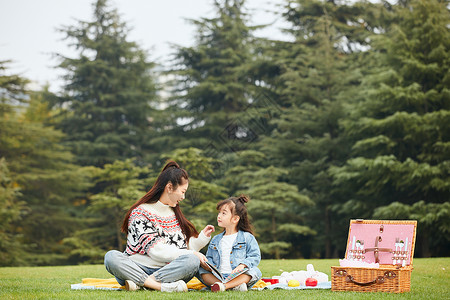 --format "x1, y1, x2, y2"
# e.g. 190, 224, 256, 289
0, 0, 288, 92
